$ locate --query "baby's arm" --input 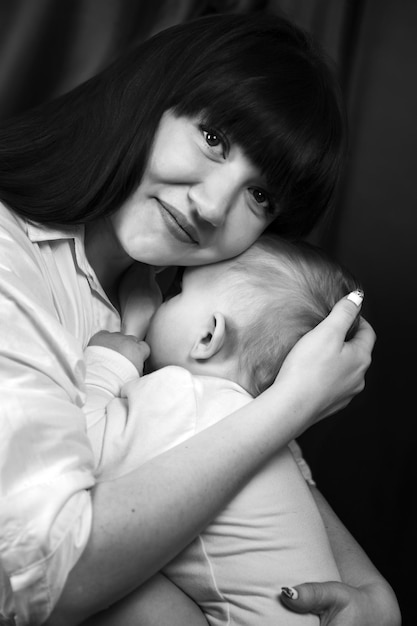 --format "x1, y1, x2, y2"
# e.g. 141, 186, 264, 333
84, 332, 149, 413
82, 573, 208, 626
82, 338, 209, 625
83, 333, 149, 468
